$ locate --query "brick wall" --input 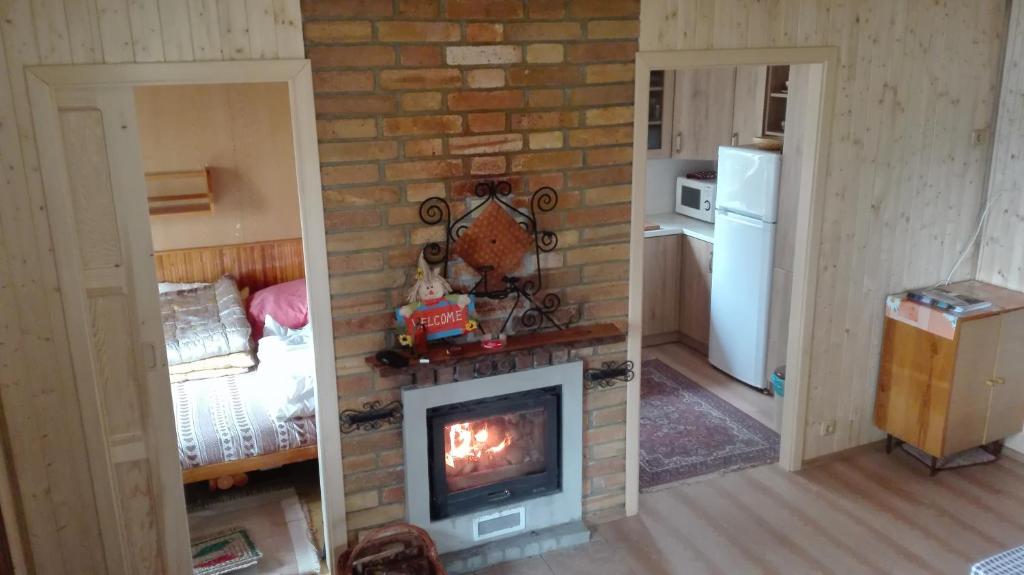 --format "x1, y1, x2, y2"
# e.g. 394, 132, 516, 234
300, 0, 638, 543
